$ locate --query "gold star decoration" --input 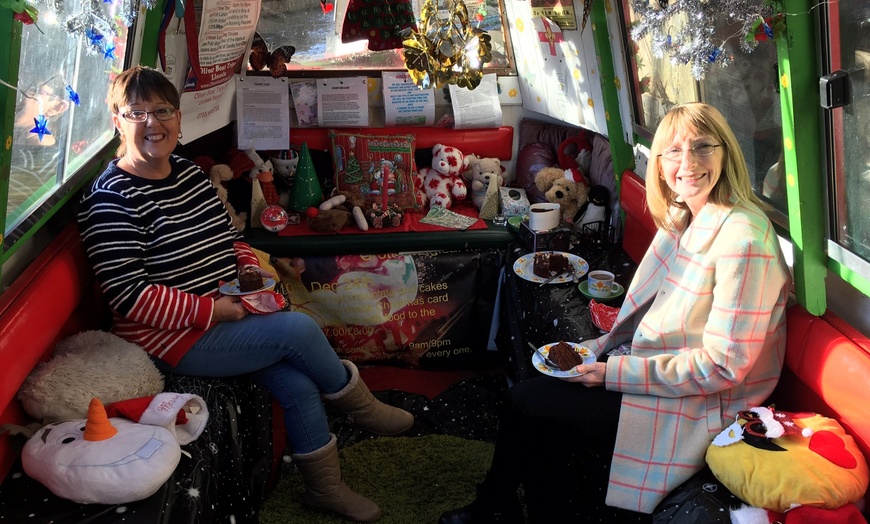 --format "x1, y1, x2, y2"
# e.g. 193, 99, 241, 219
402, 0, 492, 90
